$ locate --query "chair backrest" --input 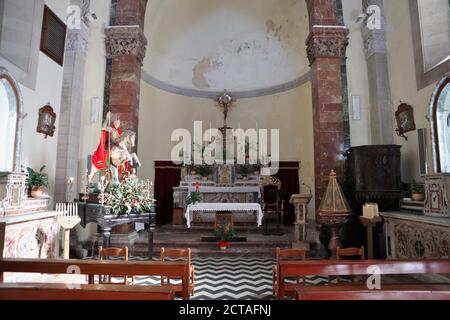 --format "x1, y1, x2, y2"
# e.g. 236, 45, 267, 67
260, 176, 283, 208
336, 246, 365, 260
160, 248, 191, 265
276, 248, 306, 262
99, 246, 129, 261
